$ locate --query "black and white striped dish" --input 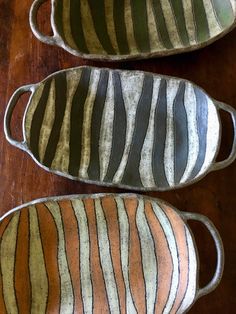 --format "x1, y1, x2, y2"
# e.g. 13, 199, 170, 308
30, 0, 236, 60
4, 67, 236, 191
